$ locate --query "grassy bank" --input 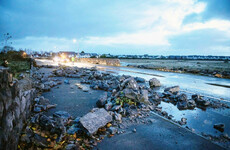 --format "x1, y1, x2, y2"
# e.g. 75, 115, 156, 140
121, 59, 230, 78
0, 51, 31, 78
